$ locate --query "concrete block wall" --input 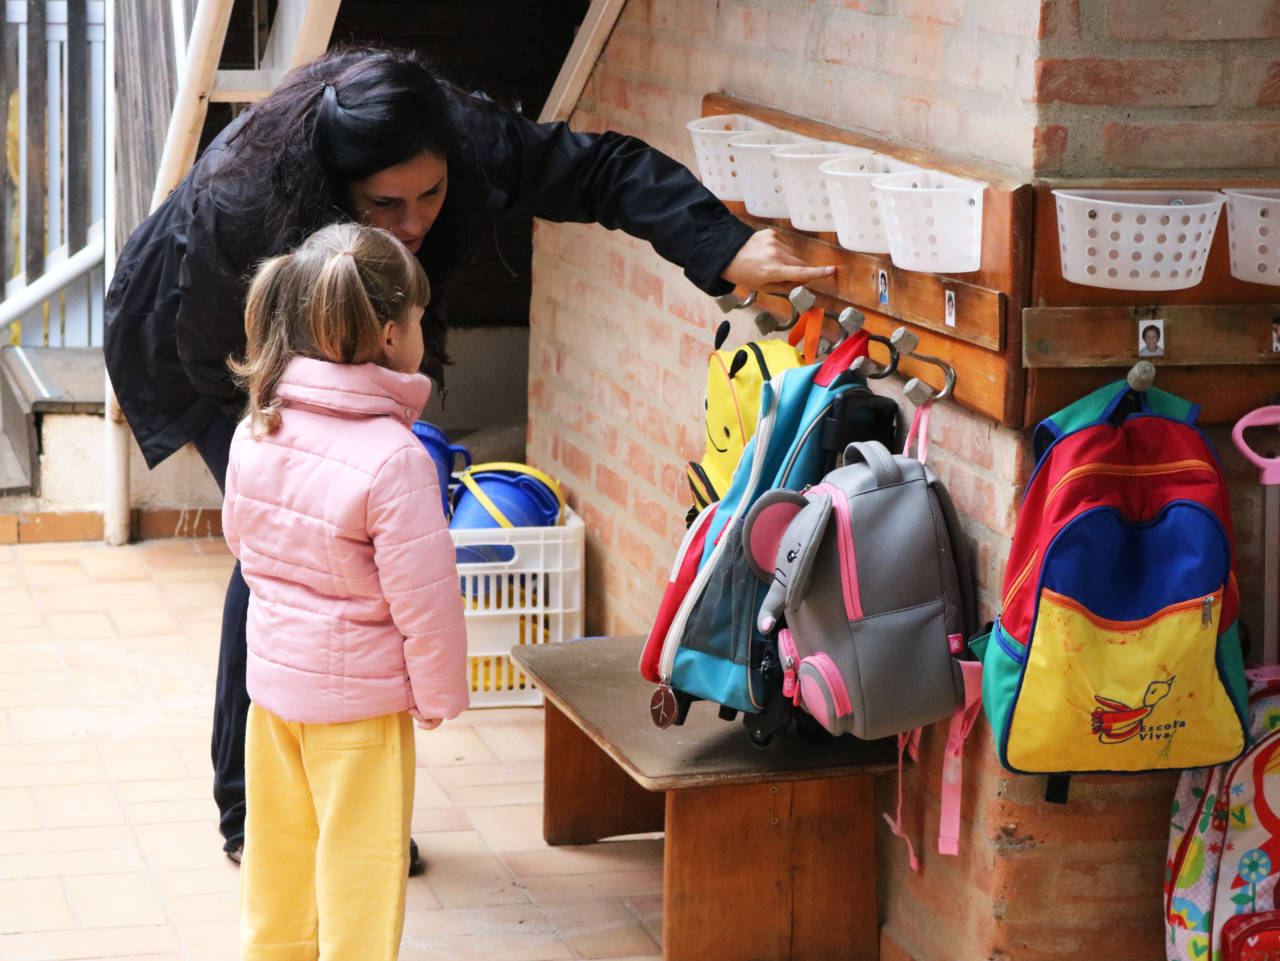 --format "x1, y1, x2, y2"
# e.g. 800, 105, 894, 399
526, 1, 1278, 958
